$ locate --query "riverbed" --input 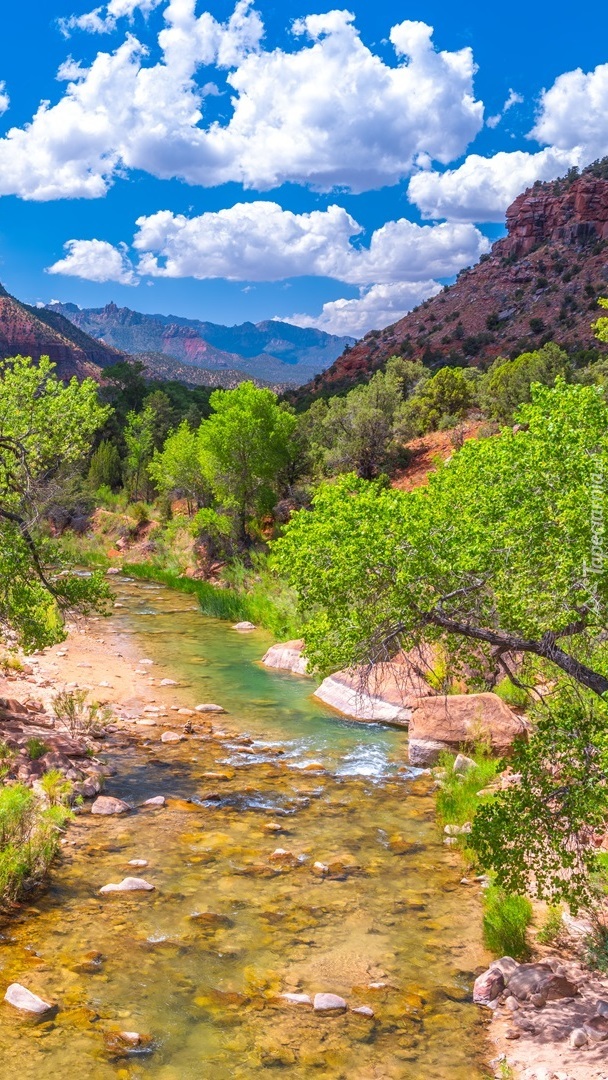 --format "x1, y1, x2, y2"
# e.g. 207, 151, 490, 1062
0, 576, 490, 1078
